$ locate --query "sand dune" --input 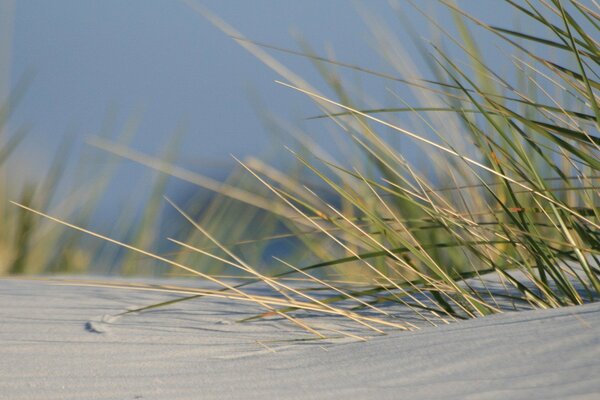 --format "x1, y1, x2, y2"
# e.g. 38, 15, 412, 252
1, 278, 599, 399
